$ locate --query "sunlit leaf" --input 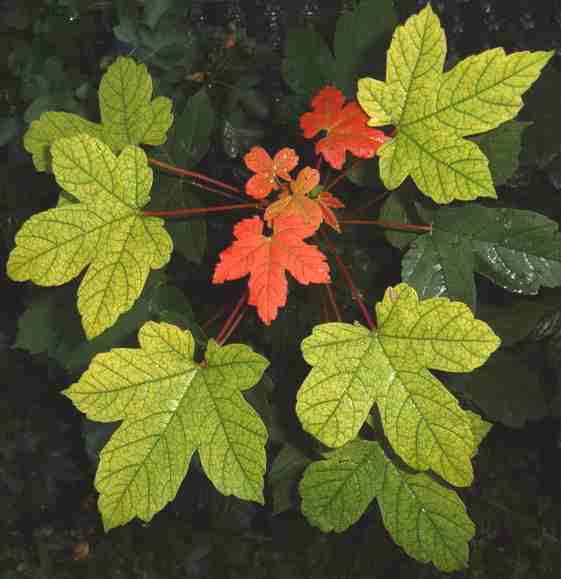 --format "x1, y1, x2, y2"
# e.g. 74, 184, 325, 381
64, 321, 269, 530
357, 4, 553, 203
296, 284, 500, 486
7, 134, 173, 339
